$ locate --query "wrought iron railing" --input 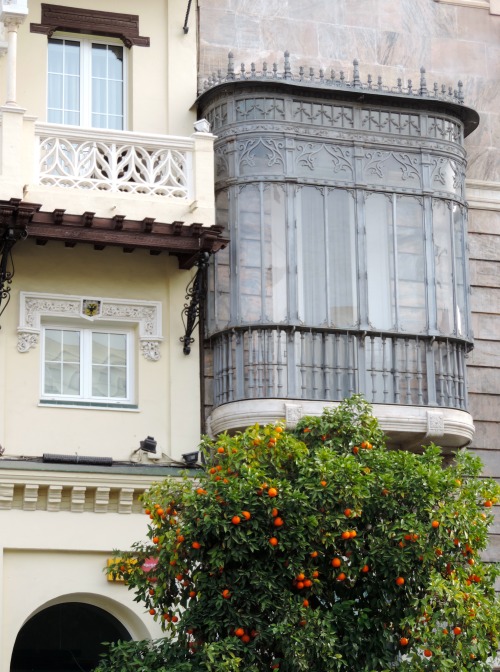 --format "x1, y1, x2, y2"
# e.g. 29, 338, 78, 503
209, 326, 469, 410
36, 123, 193, 198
